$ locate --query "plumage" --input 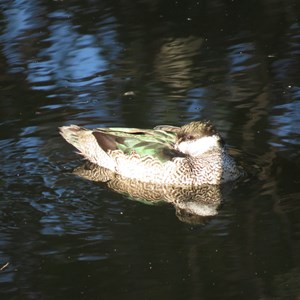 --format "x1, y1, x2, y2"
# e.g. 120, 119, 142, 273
59, 121, 243, 185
